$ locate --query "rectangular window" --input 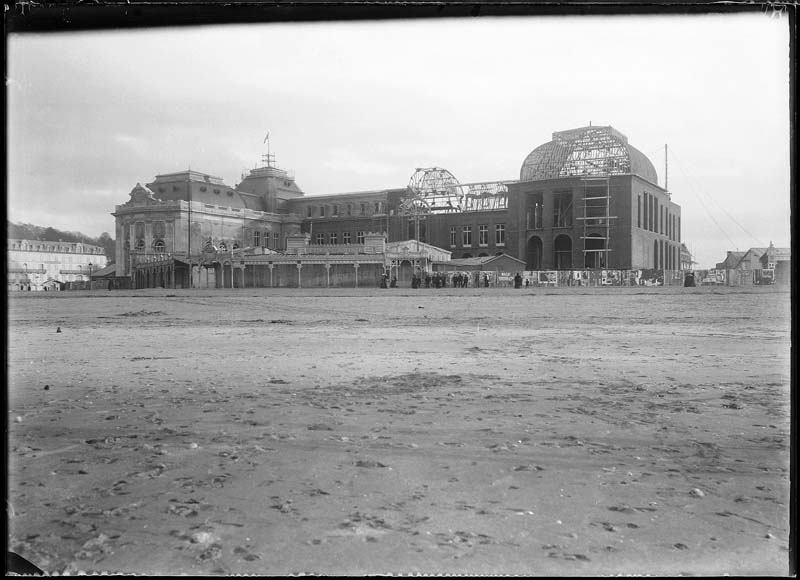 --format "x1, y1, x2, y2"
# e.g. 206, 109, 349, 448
374, 202, 381, 214
332, 205, 339, 217
343, 232, 352, 244
654, 198, 659, 233
462, 226, 472, 247
319, 205, 326, 218
346, 204, 352, 217
449, 226, 457, 247
360, 203, 367, 216
660, 206, 664, 234
478, 224, 489, 246
273, 232, 279, 248
553, 192, 573, 228
637, 195, 641, 228
495, 224, 506, 246
531, 194, 544, 229
307, 206, 313, 218
253, 231, 261, 247
357, 231, 365, 244
329, 232, 338, 245
315, 233, 325, 245
677, 217, 681, 242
